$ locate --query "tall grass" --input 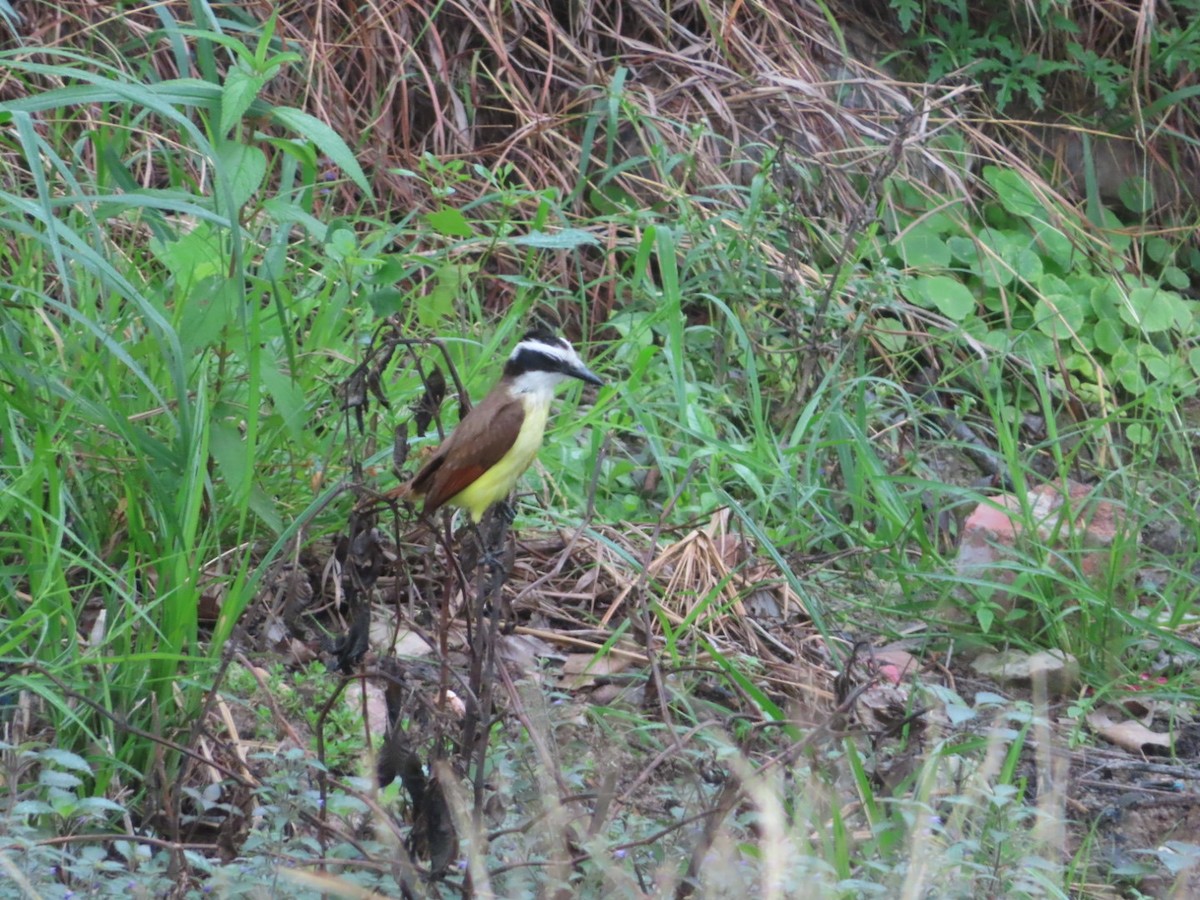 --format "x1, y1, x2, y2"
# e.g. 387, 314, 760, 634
0, 24, 371, 783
